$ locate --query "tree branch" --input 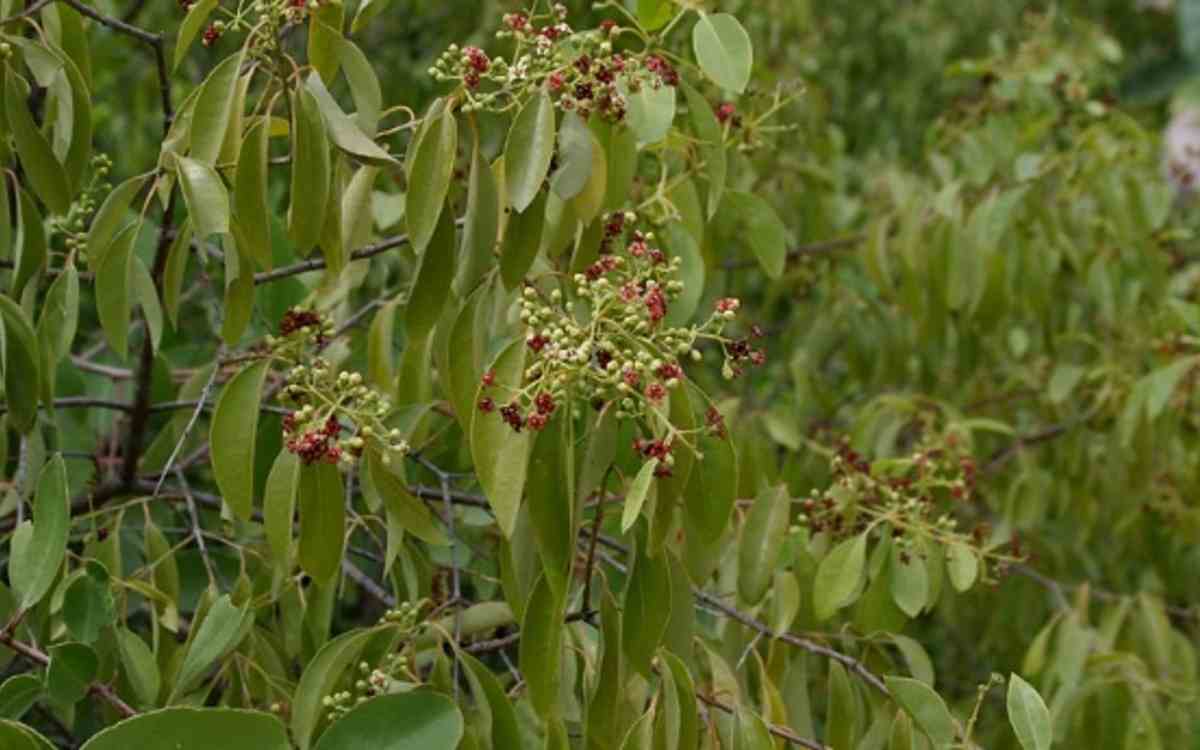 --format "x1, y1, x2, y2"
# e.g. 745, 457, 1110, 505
0, 630, 136, 718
